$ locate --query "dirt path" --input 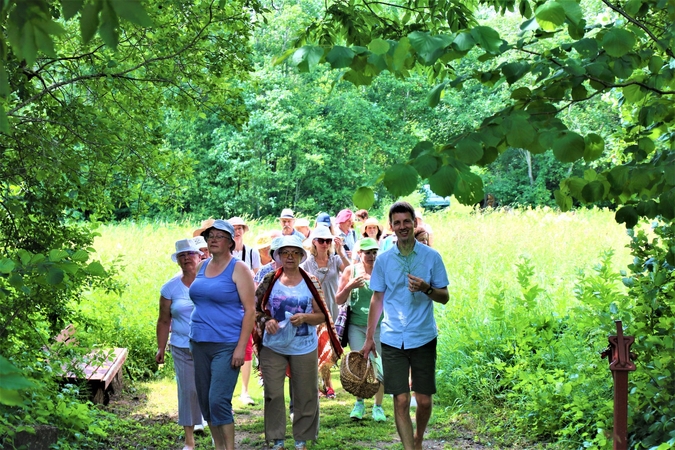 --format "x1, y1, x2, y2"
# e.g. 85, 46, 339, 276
104, 386, 493, 449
